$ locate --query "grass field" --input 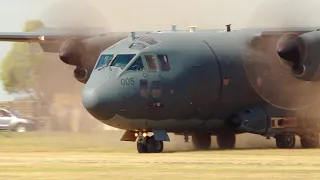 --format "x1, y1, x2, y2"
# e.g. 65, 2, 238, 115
0, 131, 319, 180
